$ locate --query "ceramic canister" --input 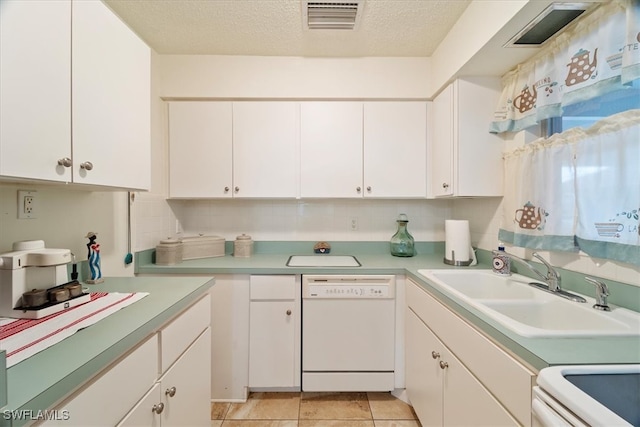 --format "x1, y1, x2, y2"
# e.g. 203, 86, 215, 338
155, 238, 183, 265
234, 234, 253, 258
